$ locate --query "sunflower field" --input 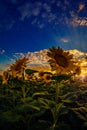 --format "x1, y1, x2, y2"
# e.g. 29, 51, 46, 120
0, 46, 87, 130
